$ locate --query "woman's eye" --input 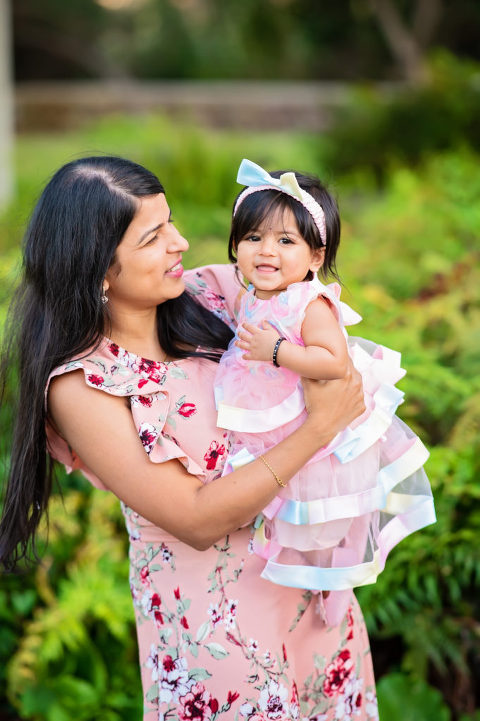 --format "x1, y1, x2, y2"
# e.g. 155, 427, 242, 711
145, 234, 159, 245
